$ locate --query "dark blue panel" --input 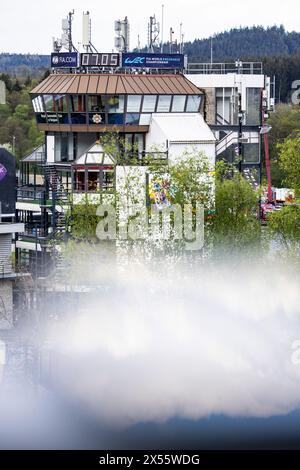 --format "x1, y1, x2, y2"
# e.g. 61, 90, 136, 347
51, 52, 78, 68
